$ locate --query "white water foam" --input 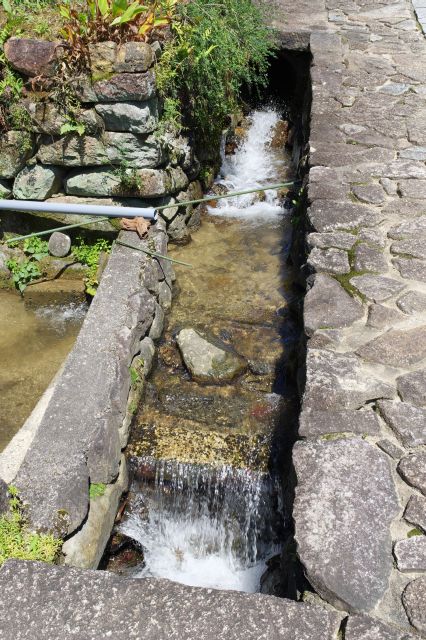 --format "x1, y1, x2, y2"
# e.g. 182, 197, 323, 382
34, 302, 88, 333
208, 109, 286, 220
120, 459, 282, 593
